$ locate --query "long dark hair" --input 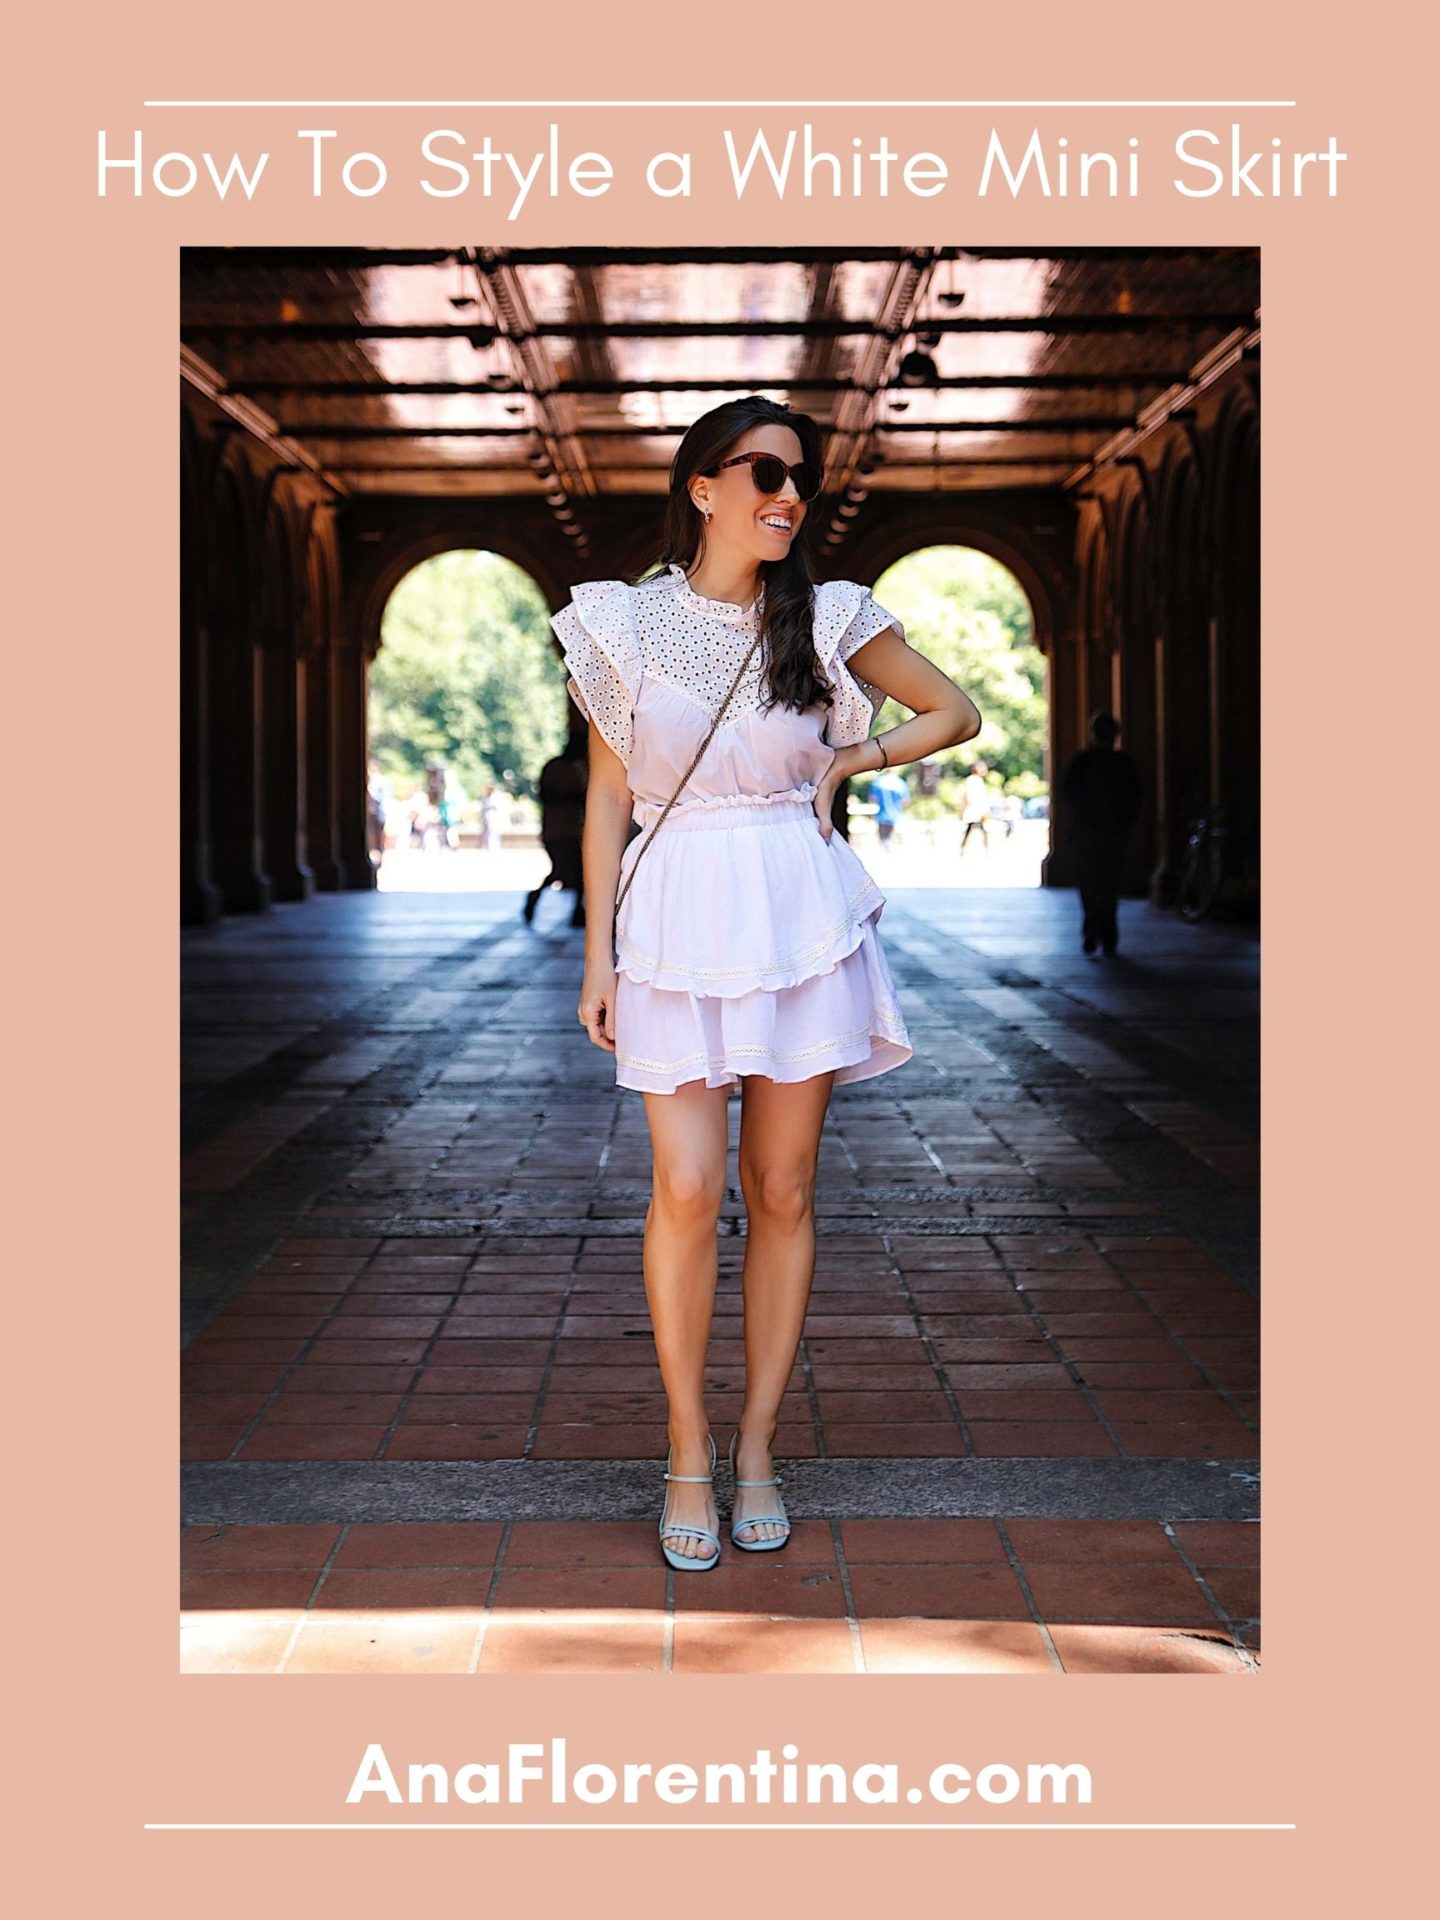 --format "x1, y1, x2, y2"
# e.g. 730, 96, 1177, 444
639, 396, 837, 718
